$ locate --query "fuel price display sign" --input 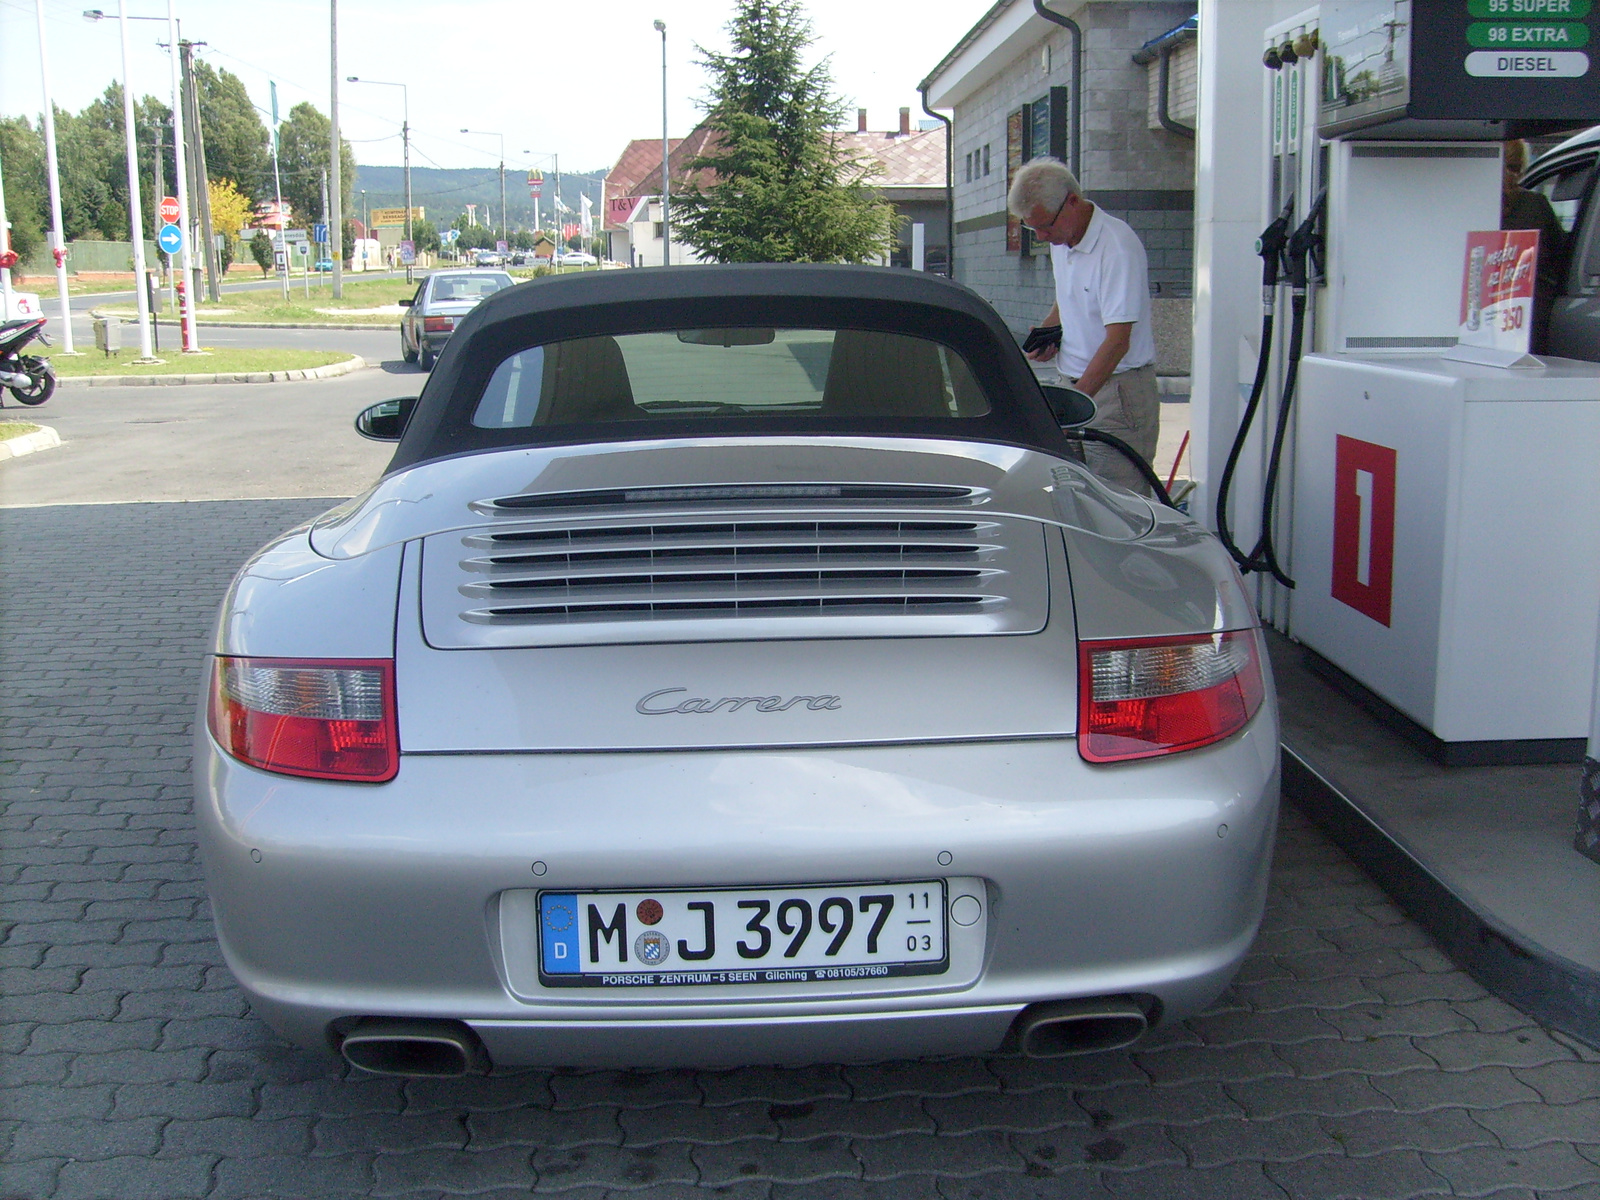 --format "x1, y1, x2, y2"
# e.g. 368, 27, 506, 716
1324, 0, 1600, 132
1411, 0, 1597, 118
